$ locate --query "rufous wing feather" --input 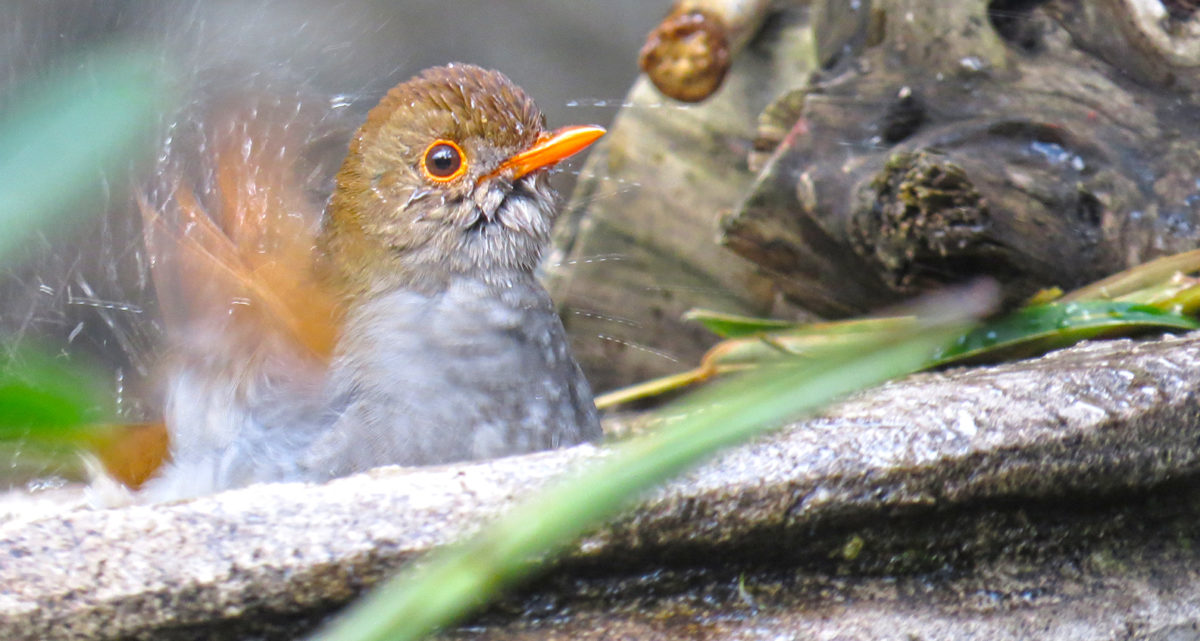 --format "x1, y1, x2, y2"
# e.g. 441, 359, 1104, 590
108, 97, 344, 488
